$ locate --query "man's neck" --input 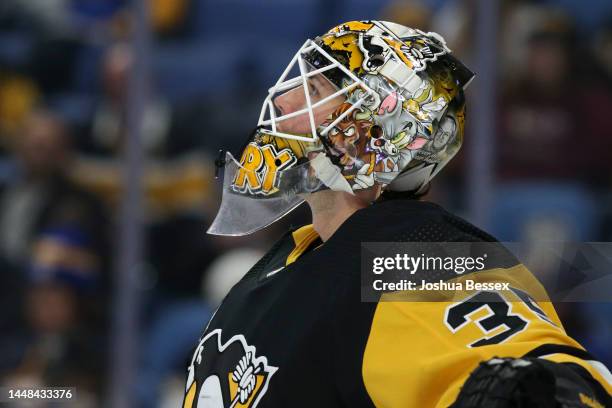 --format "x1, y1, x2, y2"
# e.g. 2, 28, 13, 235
306, 190, 370, 242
